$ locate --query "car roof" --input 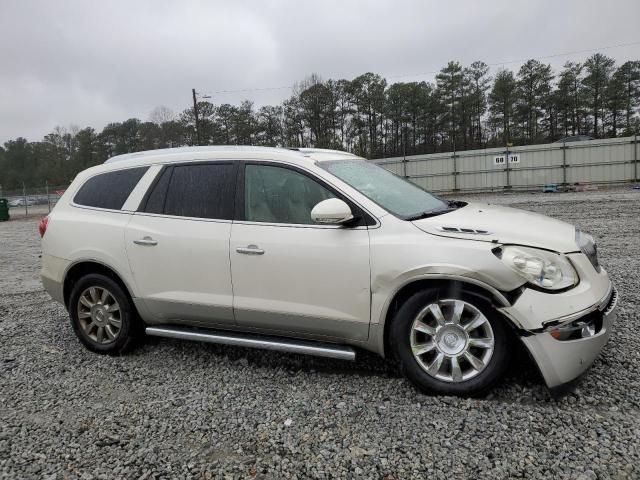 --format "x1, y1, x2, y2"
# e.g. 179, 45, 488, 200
102, 146, 360, 170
